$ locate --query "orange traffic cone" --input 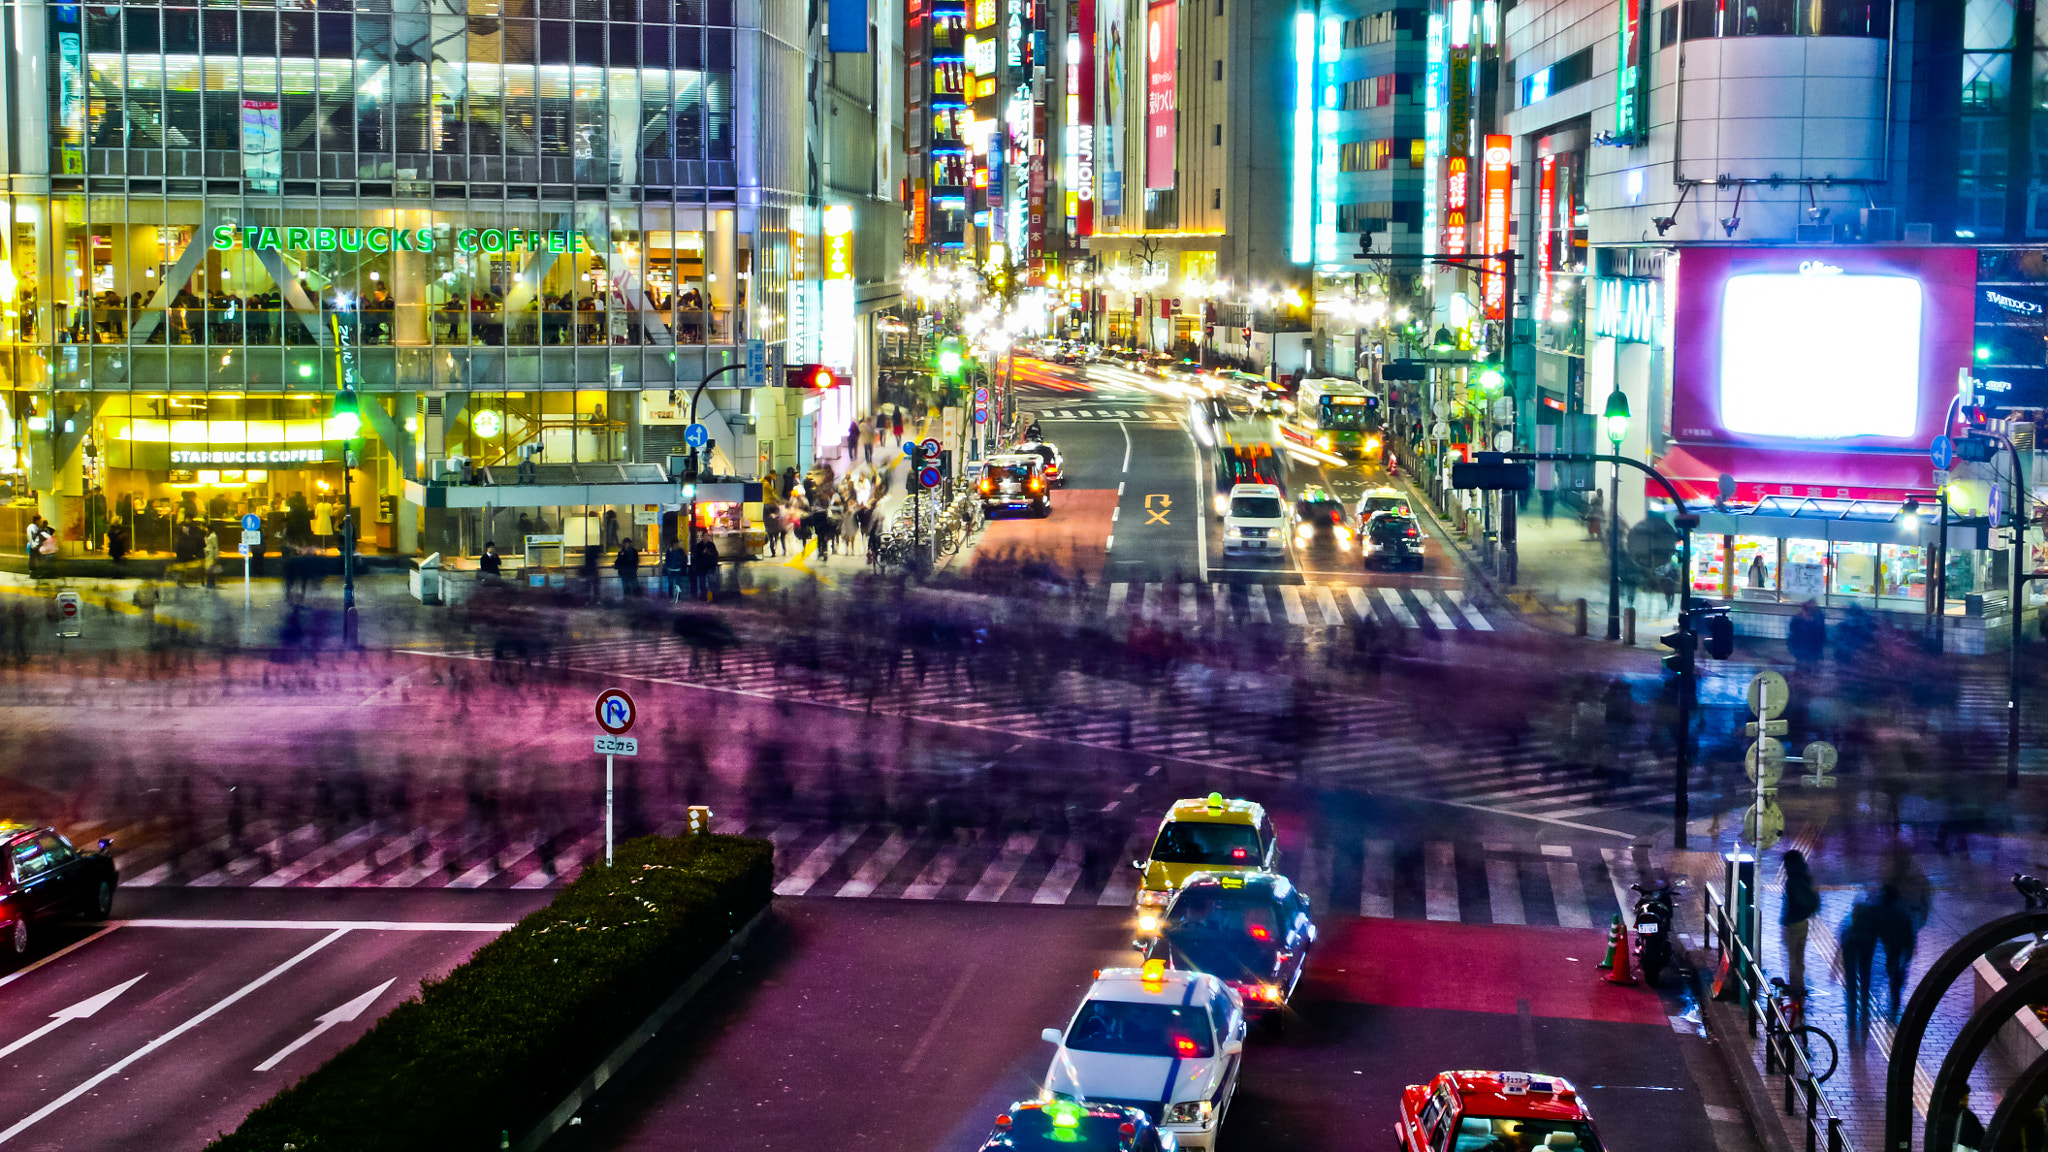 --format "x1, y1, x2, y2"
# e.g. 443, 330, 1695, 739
1606, 919, 1637, 985
1597, 915, 1620, 970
